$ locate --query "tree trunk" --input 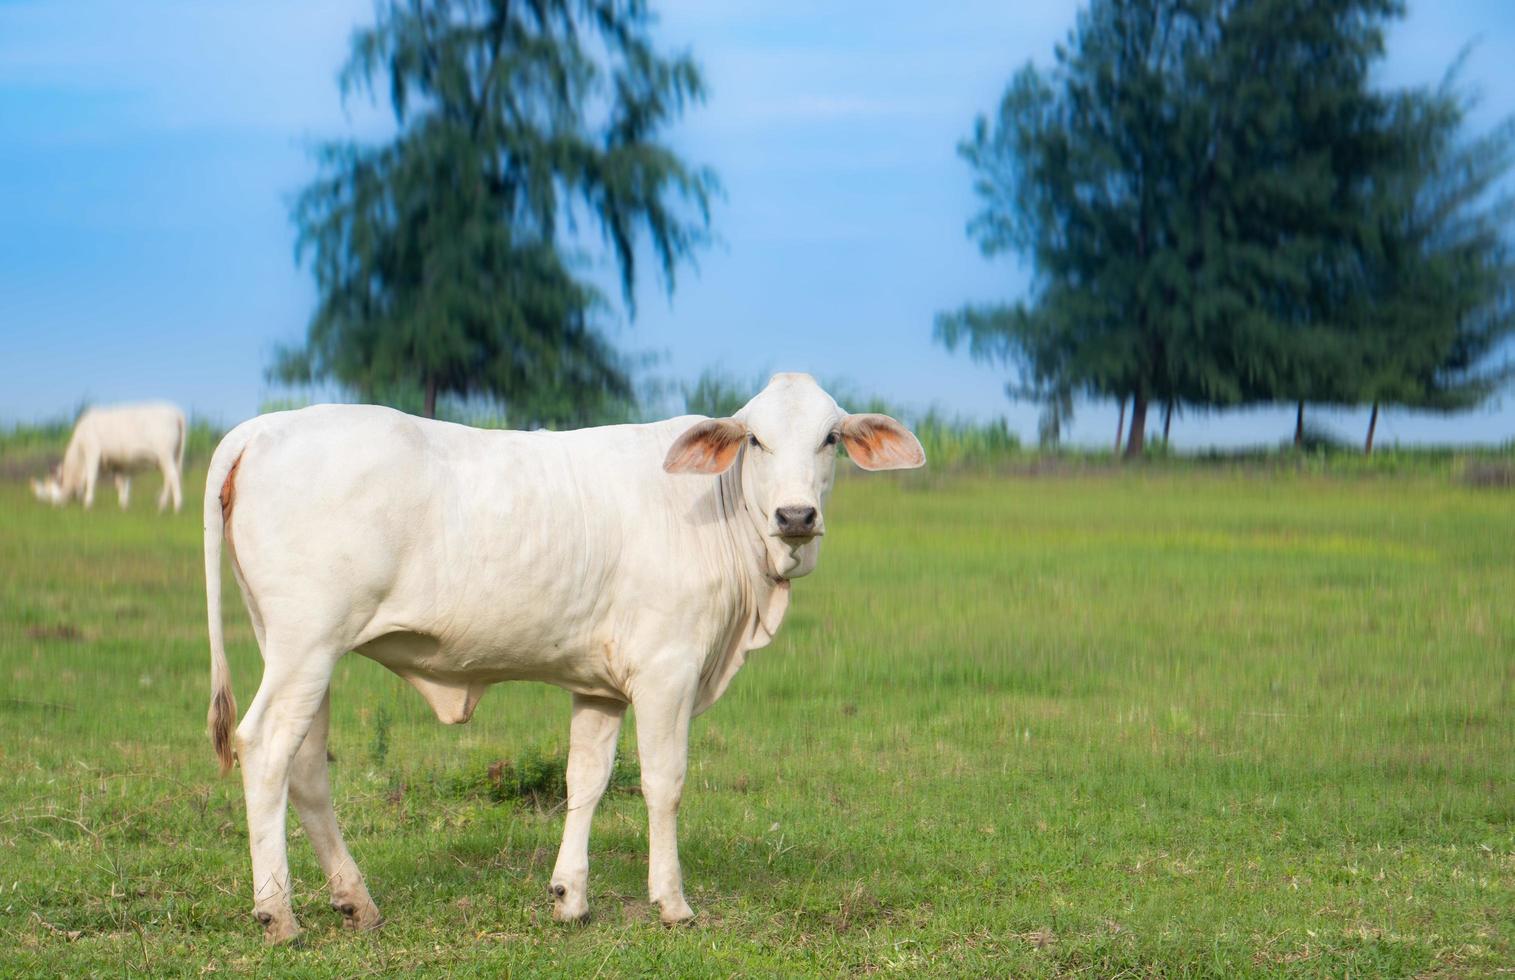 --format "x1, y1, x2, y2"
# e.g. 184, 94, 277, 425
1364, 402, 1379, 455
1124, 393, 1148, 458
1115, 397, 1127, 454
1162, 401, 1173, 445
1293, 401, 1305, 448
424, 376, 438, 419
